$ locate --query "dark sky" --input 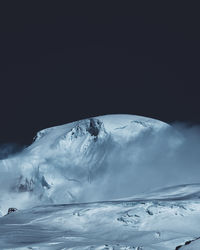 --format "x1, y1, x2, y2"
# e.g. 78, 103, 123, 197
0, 2, 200, 145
